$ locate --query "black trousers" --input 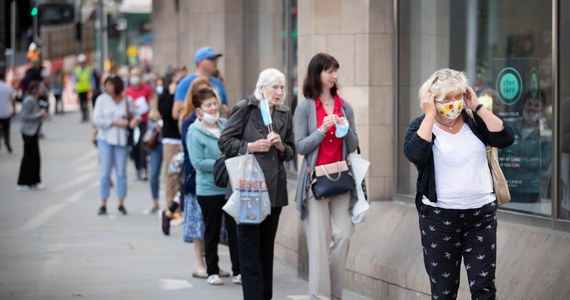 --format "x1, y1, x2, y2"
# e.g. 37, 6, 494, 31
419, 201, 497, 300
53, 93, 63, 114
78, 92, 89, 121
131, 121, 147, 172
238, 207, 282, 300
0, 117, 11, 150
197, 195, 240, 276
17, 133, 41, 186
